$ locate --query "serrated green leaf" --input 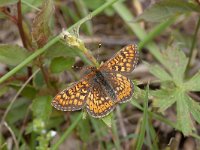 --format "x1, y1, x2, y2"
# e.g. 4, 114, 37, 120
187, 96, 200, 124
160, 47, 188, 85
148, 63, 172, 81
0, 44, 30, 66
184, 72, 200, 91
0, 0, 17, 6
31, 0, 54, 47
136, 0, 200, 22
176, 91, 194, 135
151, 89, 176, 112
50, 57, 75, 73
32, 96, 52, 121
